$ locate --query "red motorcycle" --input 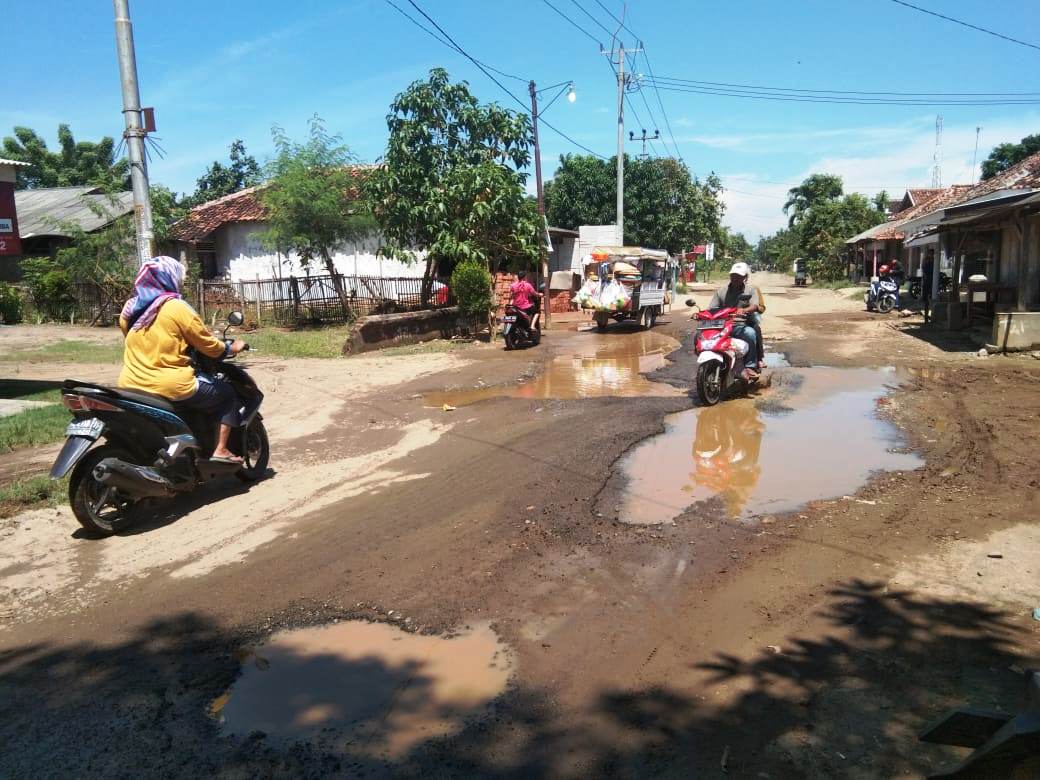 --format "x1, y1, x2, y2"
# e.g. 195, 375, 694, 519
689, 298, 758, 406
